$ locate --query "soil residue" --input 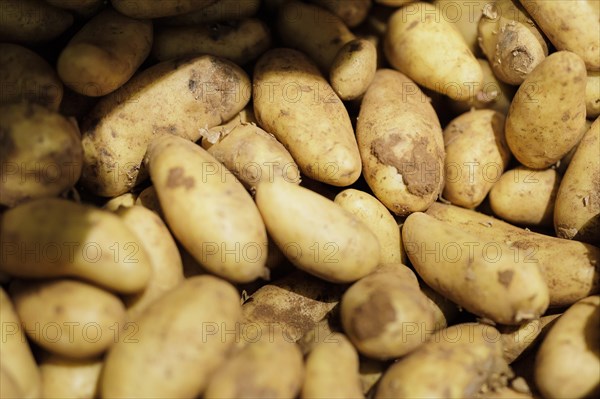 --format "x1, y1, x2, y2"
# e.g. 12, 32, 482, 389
351, 291, 396, 340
